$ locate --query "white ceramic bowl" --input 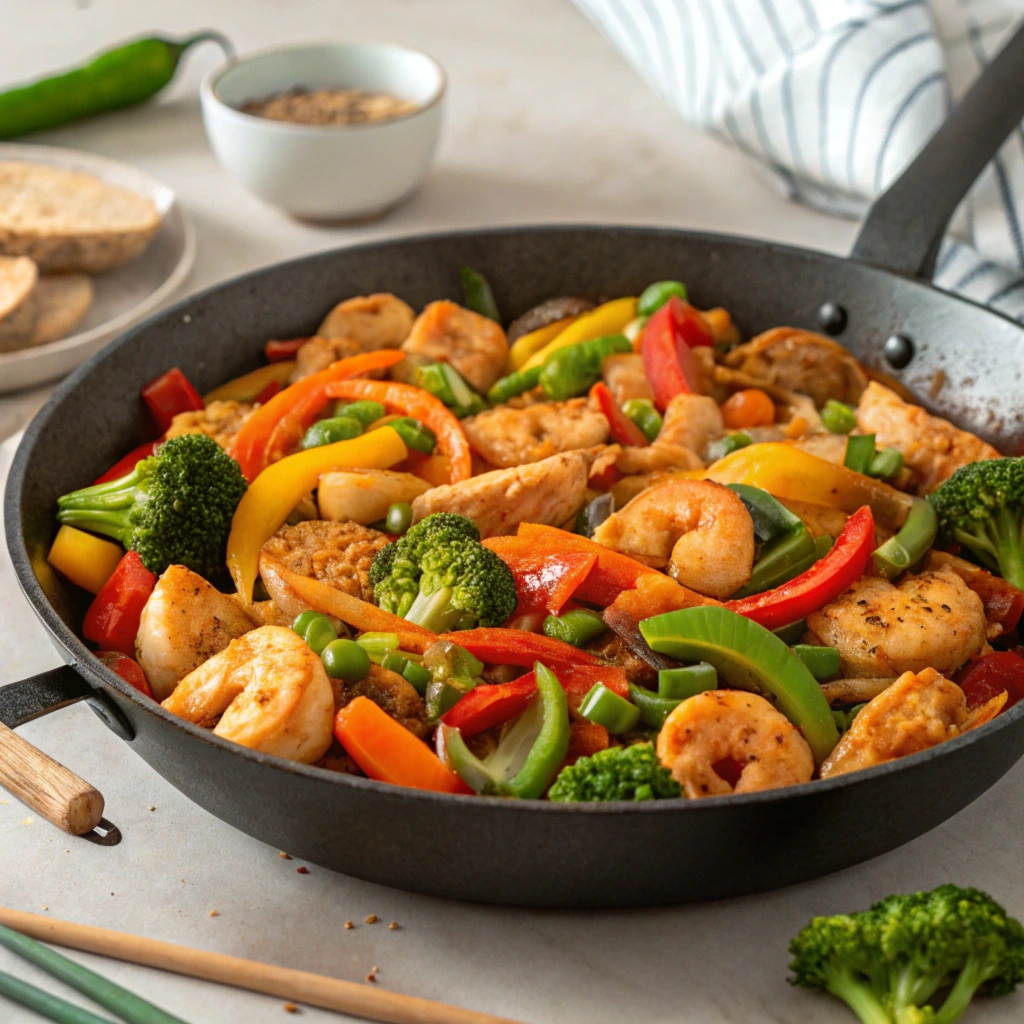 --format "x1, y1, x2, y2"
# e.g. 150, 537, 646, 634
200, 43, 445, 220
